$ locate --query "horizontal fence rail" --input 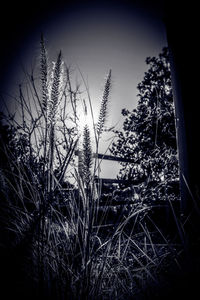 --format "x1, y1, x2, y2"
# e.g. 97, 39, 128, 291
92, 153, 135, 163
94, 177, 147, 185
75, 150, 135, 163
